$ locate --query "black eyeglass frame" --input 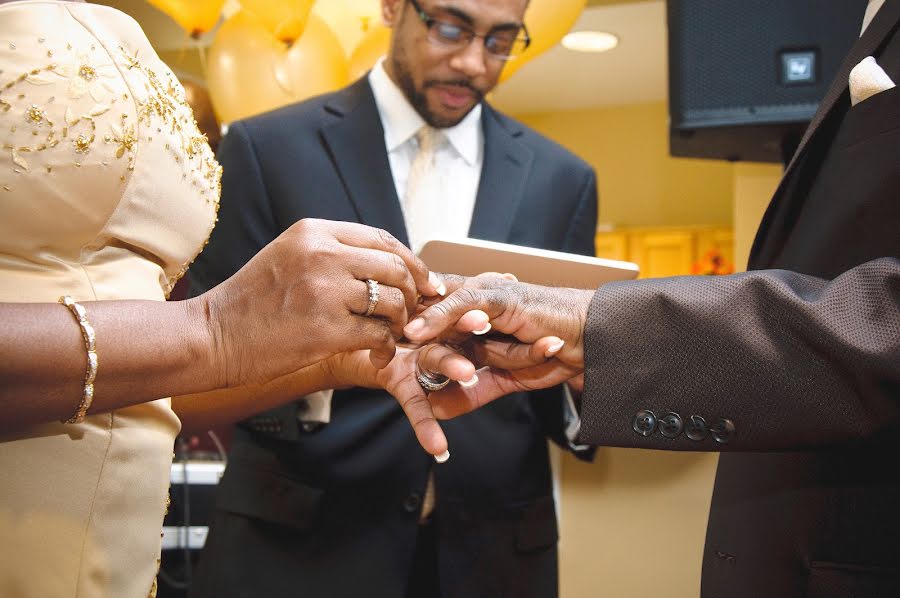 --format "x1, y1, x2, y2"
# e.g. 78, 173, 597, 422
406, 0, 532, 61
